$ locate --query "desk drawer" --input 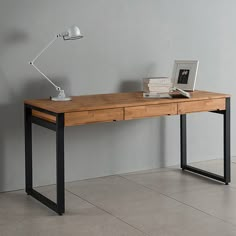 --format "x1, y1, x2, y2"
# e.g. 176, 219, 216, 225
178, 98, 225, 114
125, 104, 177, 120
65, 108, 123, 126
